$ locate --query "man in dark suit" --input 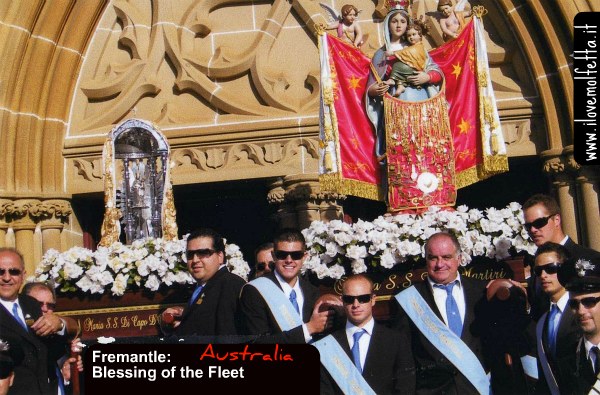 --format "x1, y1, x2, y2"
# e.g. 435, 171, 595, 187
0, 247, 70, 395
239, 228, 332, 343
533, 242, 581, 394
393, 232, 489, 395
523, 194, 600, 321
160, 228, 246, 338
556, 255, 600, 394
320, 274, 415, 394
